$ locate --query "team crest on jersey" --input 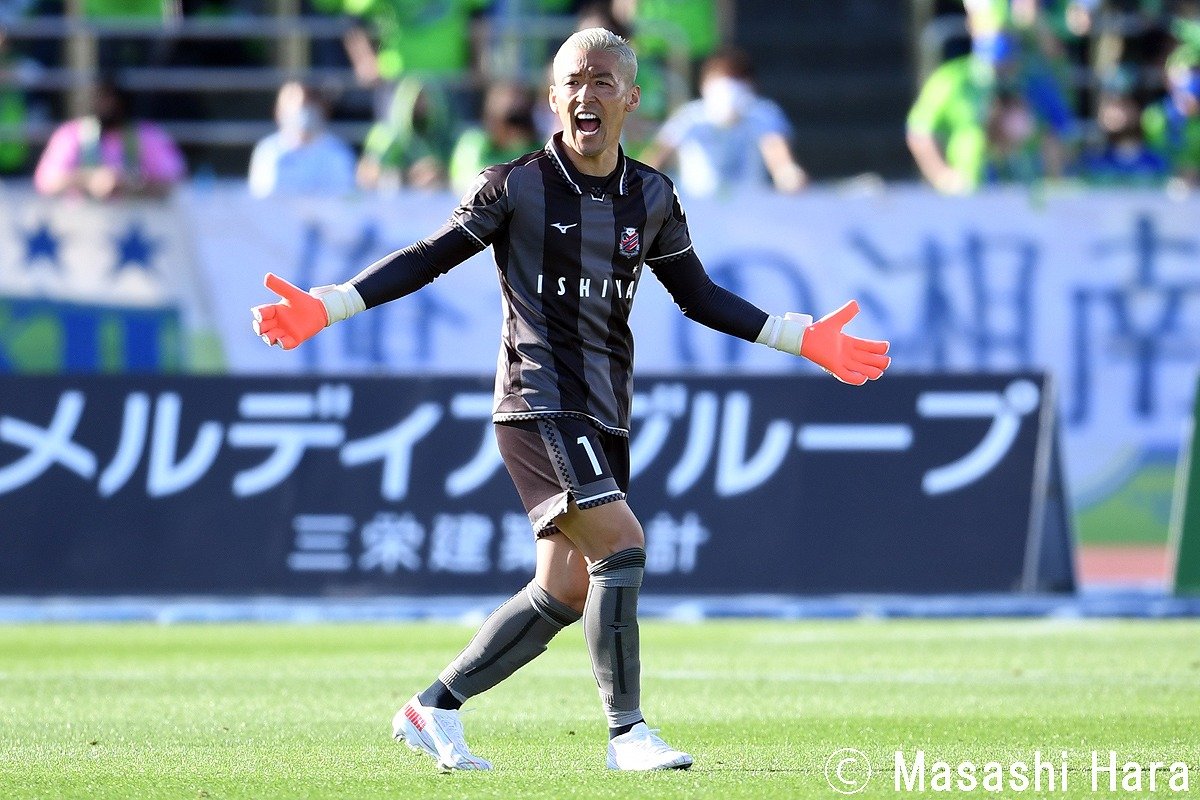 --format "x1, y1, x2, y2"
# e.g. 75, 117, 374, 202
619, 227, 640, 258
